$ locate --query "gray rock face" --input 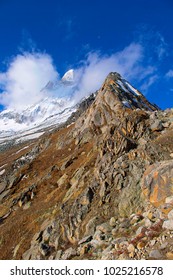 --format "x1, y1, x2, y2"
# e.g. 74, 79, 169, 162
162, 219, 173, 230
150, 120, 163, 132
109, 217, 117, 227
61, 247, 77, 260
96, 223, 112, 234
149, 250, 163, 259
142, 160, 173, 207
